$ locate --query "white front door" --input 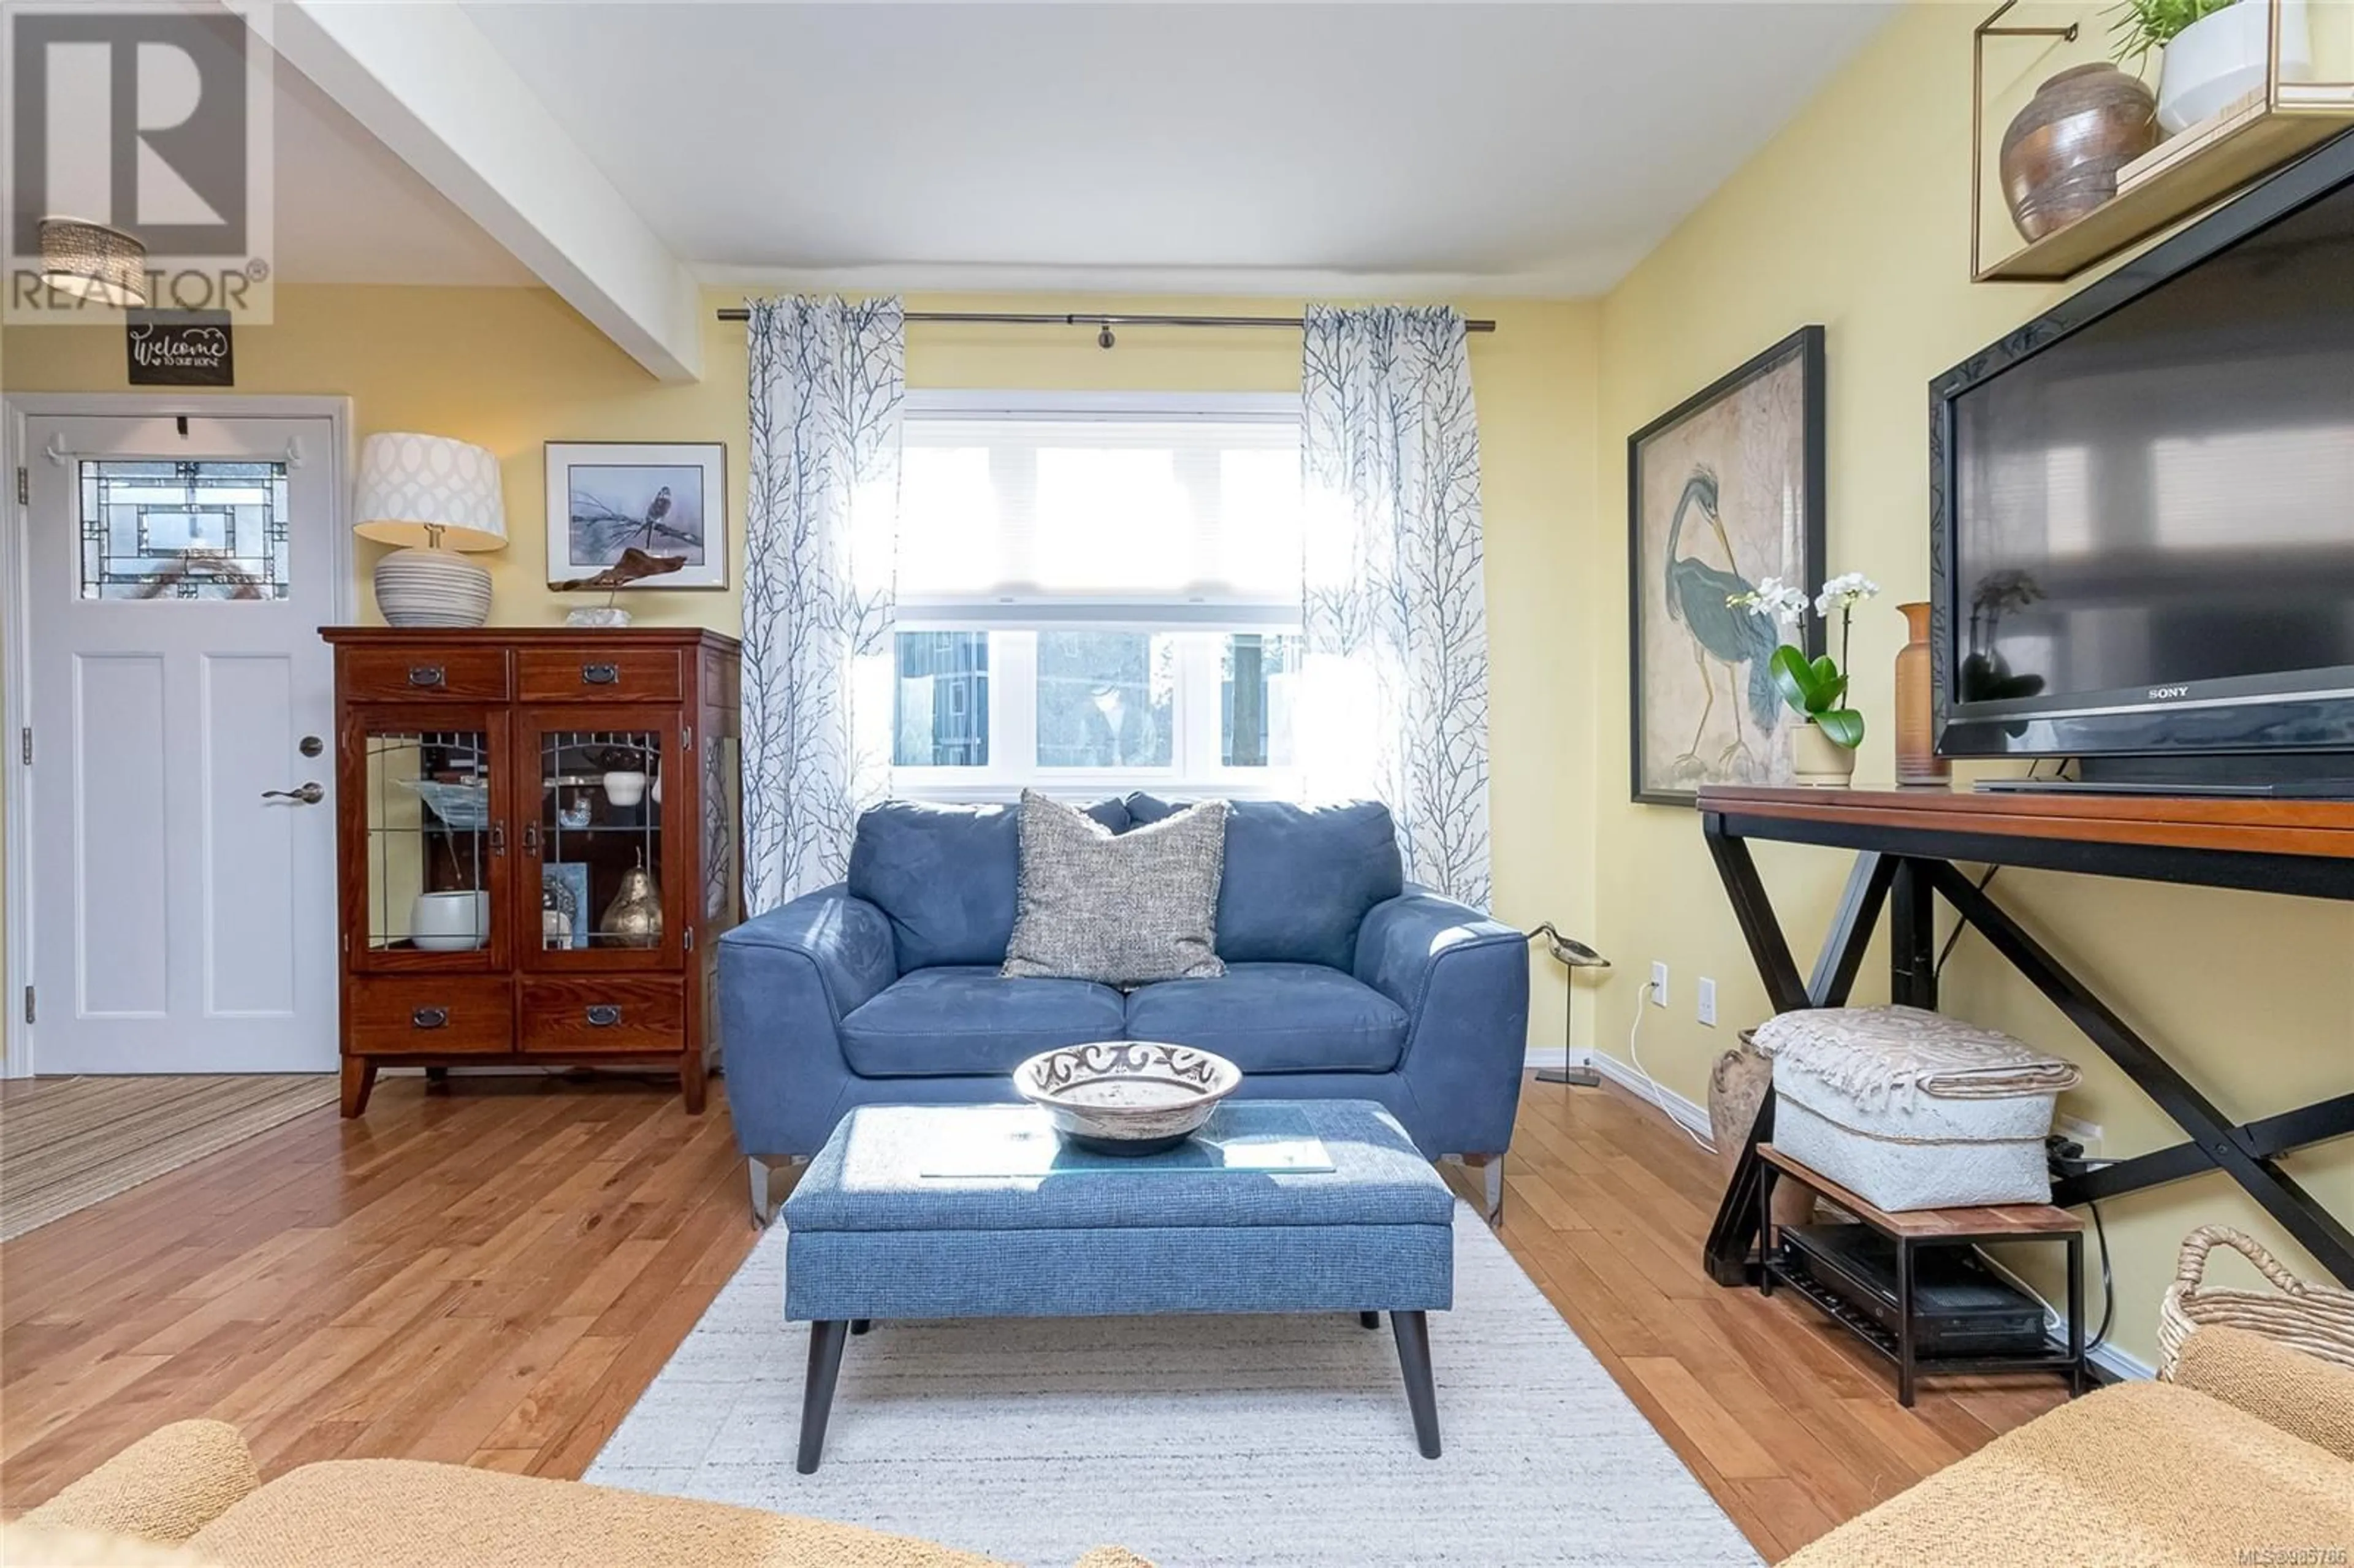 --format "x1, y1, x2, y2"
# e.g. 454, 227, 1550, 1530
22, 411, 342, 1073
